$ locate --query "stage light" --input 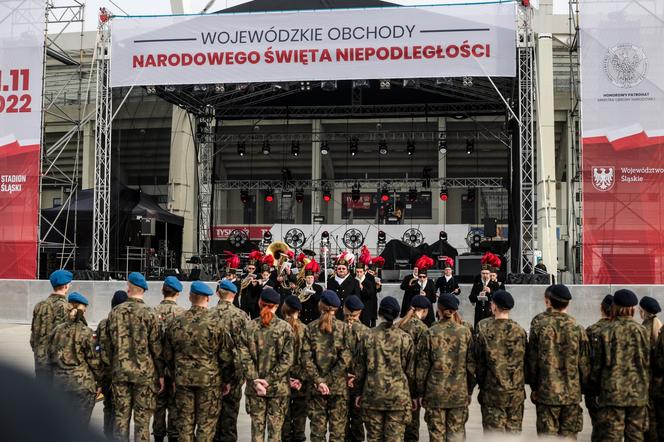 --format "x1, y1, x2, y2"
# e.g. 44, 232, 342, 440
262, 140, 271, 155
380, 187, 390, 202
403, 79, 420, 88
214, 84, 225, 93
321, 141, 329, 155
323, 189, 332, 202
440, 185, 448, 201
380, 79, 391, 90
282, 190, 293, 199
300, 81, 311, 91
146, 86, 156, 95
295, 188, 305, 203
265, 191, 274, 202
194, 84, 208, 92
463, 76, 473, 87
237, 141, 246, 157
438, 139, 448, 154
321, 231, 330, 242
408, 187, 418, 202
377, 230, 387, 243
466, 139, 475, 155
291, 140, 300, 157
436, 77, 453, 86
407, 140, 415, 156
378, 140, 388, 155
321, 80, 337, 91
240, 190, 249, 204
351, 182, 361, 202
353, 79, 370, 89
349, 137, 359, 156
439, 231, 448, 241
164, 85, 176, 92
263, 231, 273, 242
